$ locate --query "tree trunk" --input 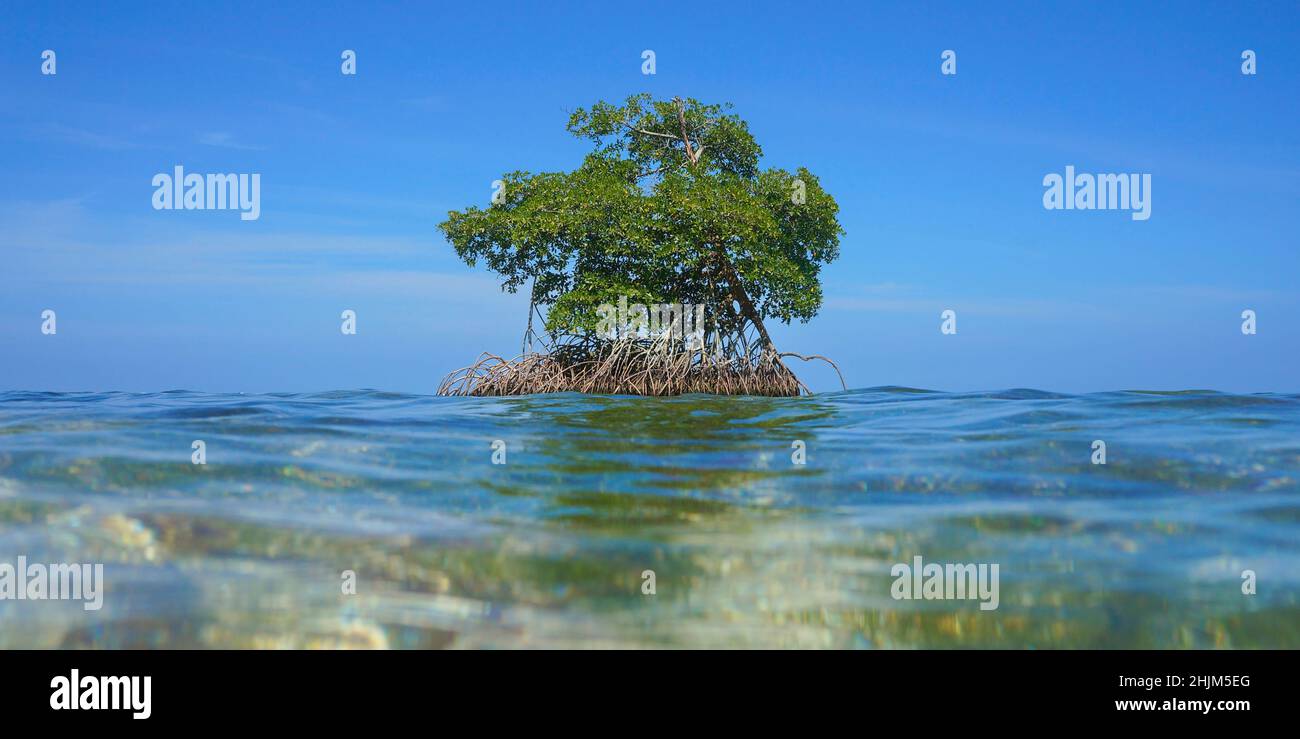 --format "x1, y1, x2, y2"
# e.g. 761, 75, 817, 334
711, 248, 774, 350
675, 99, 774, 352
